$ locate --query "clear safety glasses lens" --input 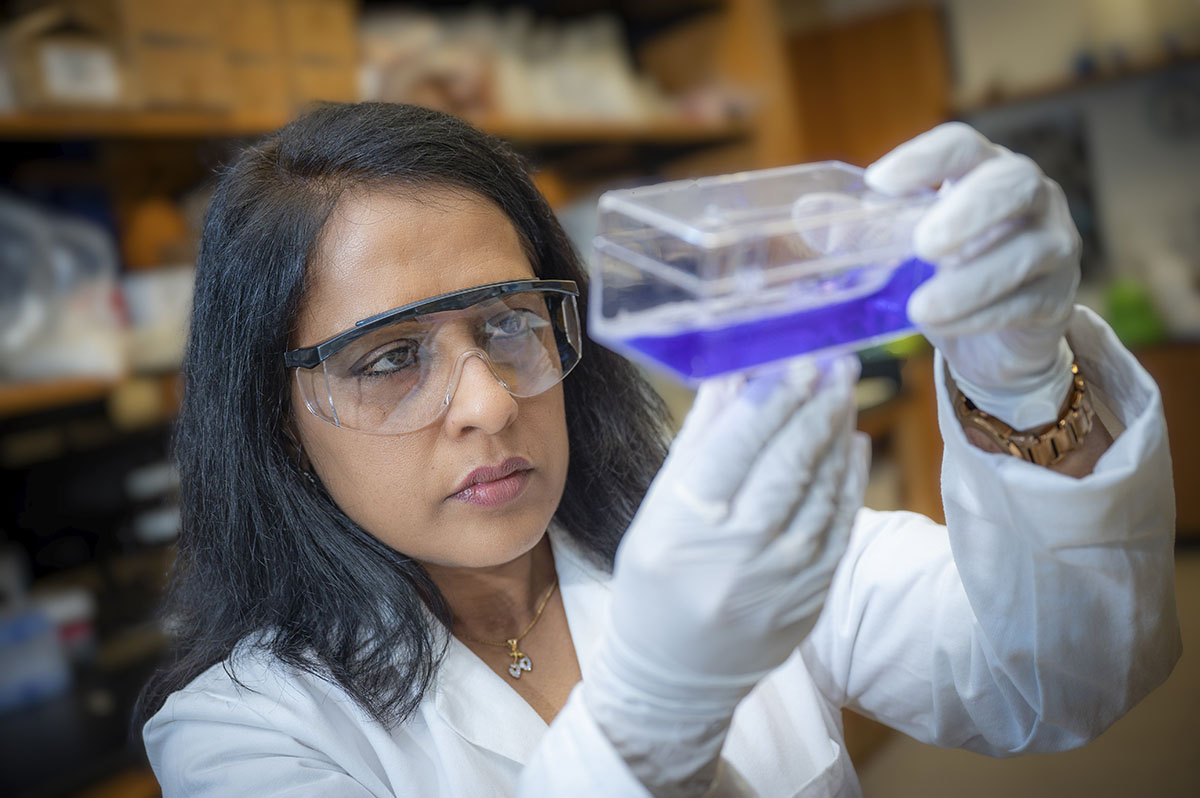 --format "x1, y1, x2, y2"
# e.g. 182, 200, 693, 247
293, 291, 581, 434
